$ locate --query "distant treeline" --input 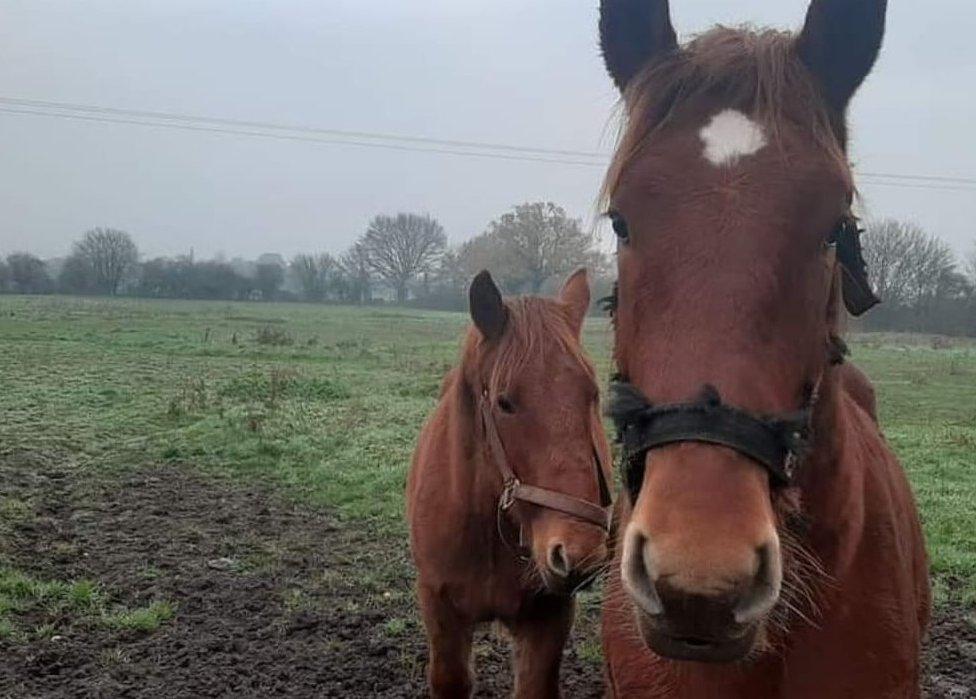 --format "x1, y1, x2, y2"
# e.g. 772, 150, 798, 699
860, 219, 976, 337
2, 209, 974, 336
0, 203, 613, 311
